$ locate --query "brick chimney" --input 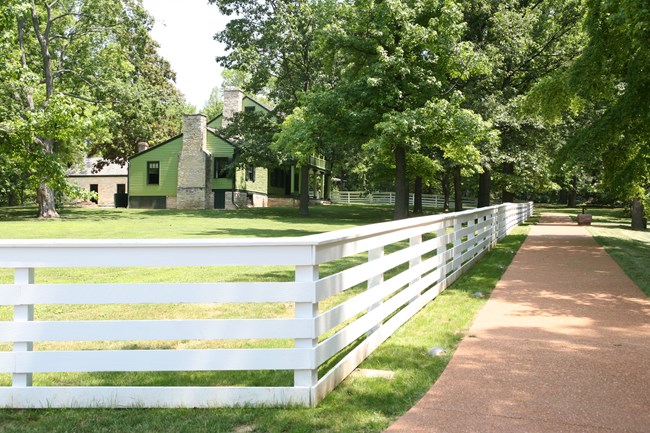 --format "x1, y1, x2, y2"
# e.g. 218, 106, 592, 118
222, 87, 244, 127
176, 114, 212, 209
